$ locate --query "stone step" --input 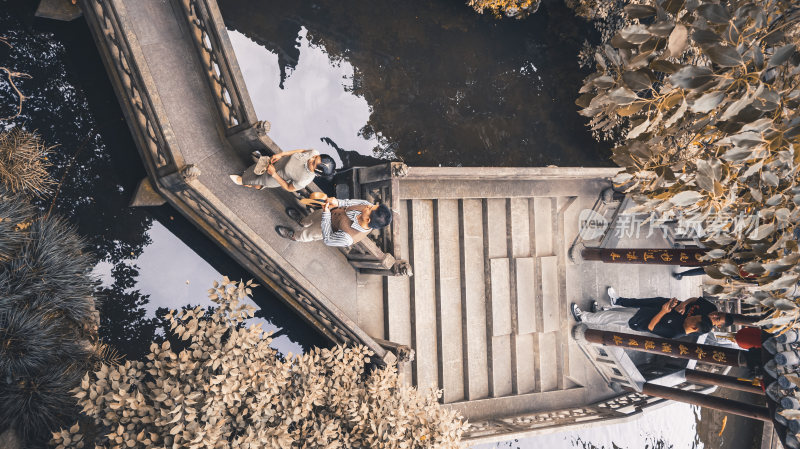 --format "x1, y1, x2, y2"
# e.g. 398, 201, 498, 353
408, 199, 439, 393
433, 199, 465, 403
554, 197, 576, 390
538, 331, 560, 392
385, 200, 412, 346
489, 258, 512, 337
484, 199, 512, 398
397, 178, 611, 200
508, 197, 535, 394
514, 258, 537, 334
459, 199, 489, 400
539, 255, 560, 334
385, 200, 412, 384
514, 258, 538, 394
533, 197, 555, 257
